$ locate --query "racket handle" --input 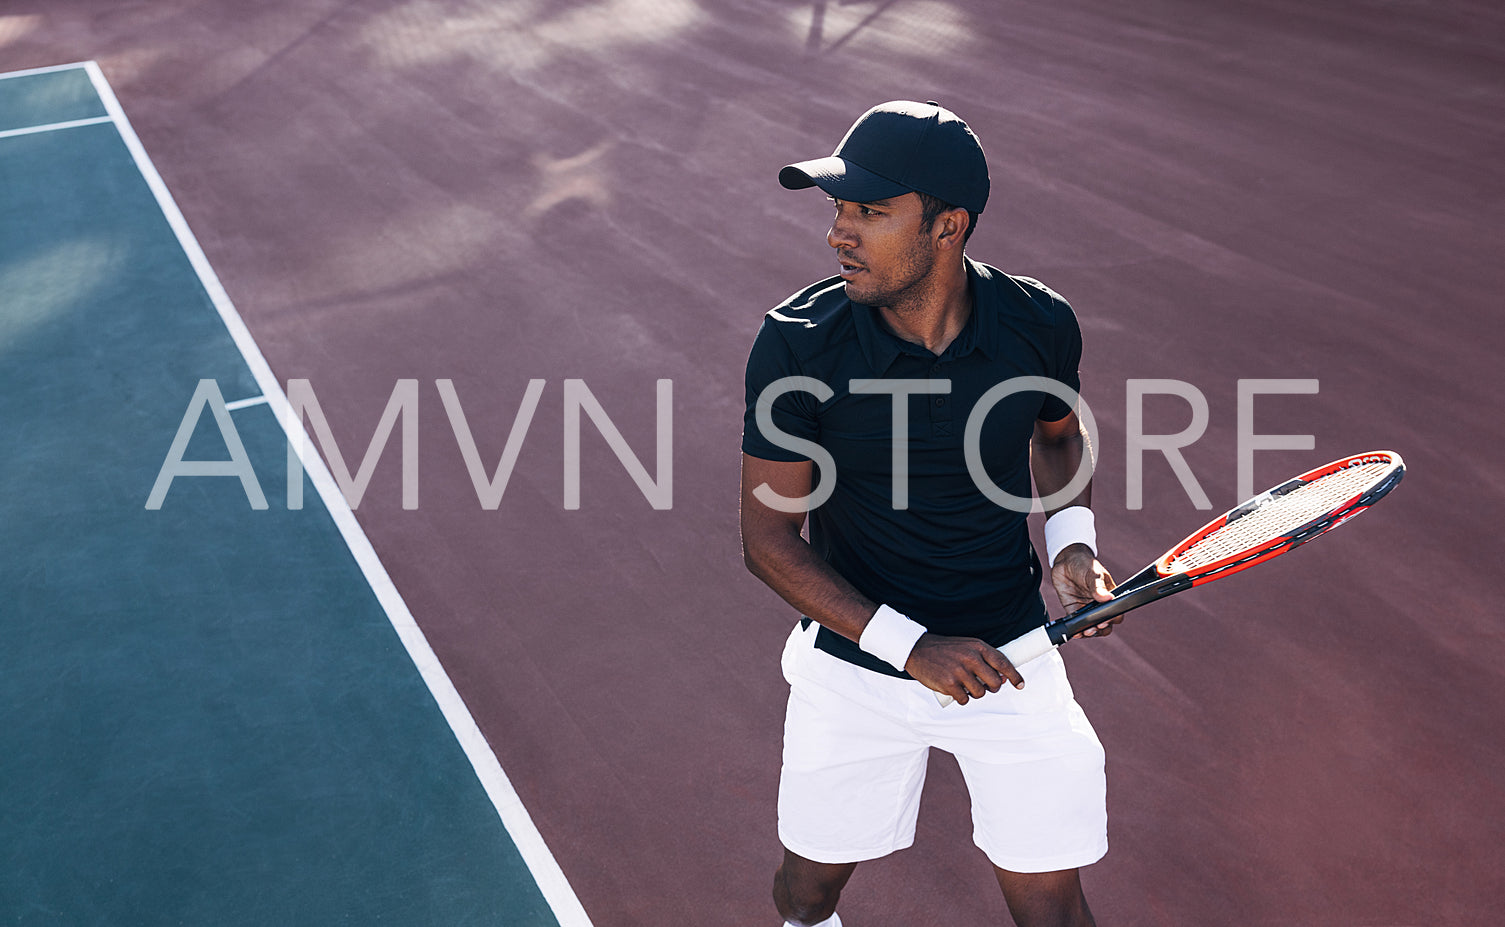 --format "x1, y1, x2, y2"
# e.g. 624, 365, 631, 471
932, 626, 1058, 707
1052, 572, 1193, 640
